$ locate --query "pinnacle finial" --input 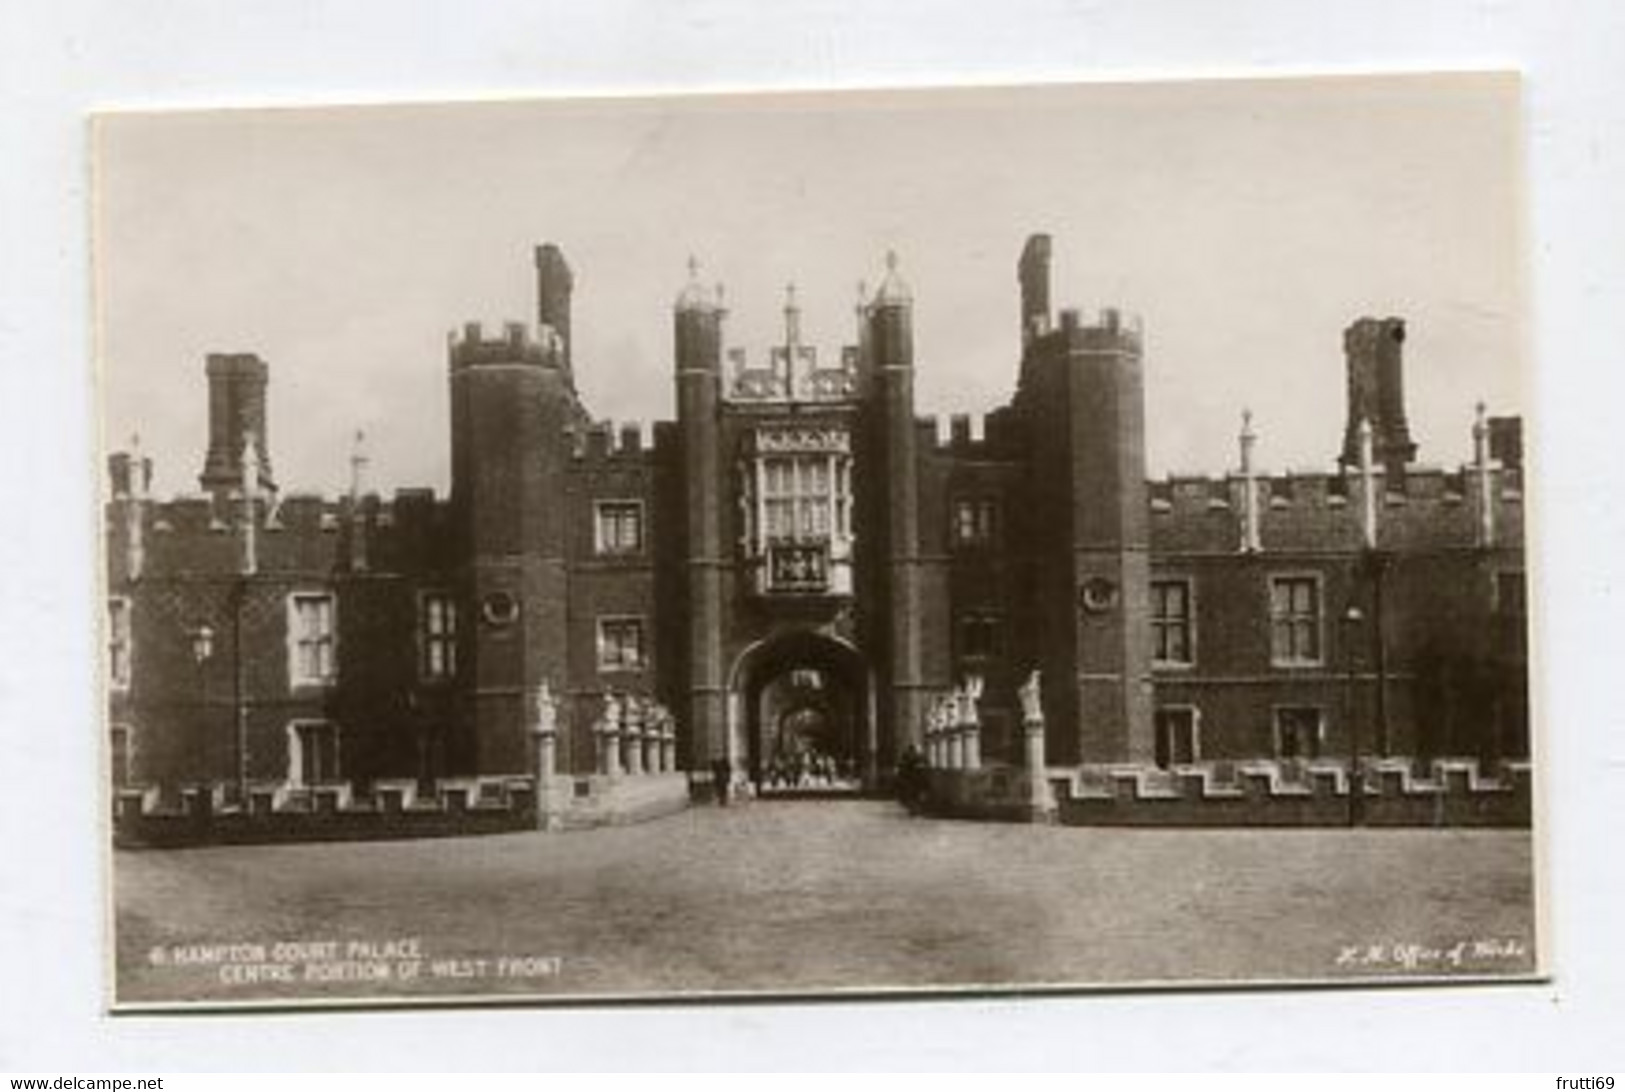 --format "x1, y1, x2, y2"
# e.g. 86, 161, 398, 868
676, 255, 716, 311
874, 248, 912, 305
